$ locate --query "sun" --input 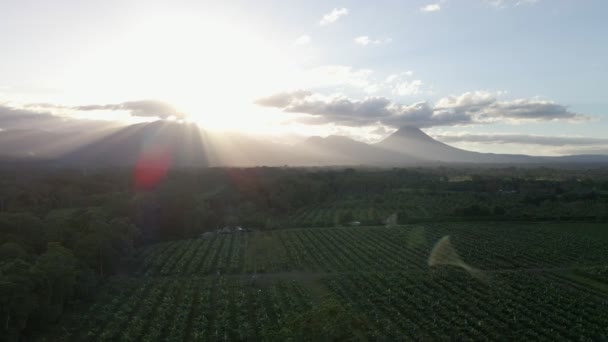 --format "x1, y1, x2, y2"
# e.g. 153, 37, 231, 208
64, 12, 292, 132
